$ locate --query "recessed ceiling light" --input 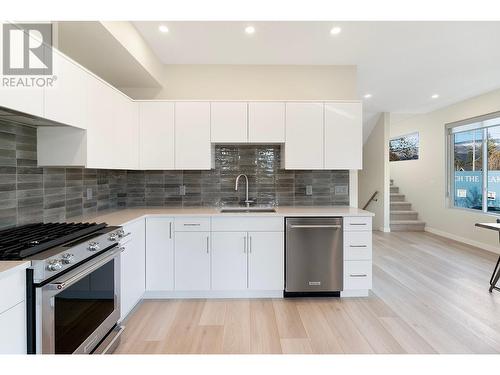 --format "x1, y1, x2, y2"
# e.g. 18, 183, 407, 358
431, 94, 439, 99
159, 25, 169, 33
245, 26, 255, 35
330, 26, 342, 35
364, 94, 372, 99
